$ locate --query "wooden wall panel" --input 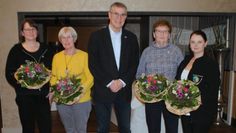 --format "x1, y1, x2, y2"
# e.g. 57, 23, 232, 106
233, 72, 236, 119
222, 71, 236, 120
